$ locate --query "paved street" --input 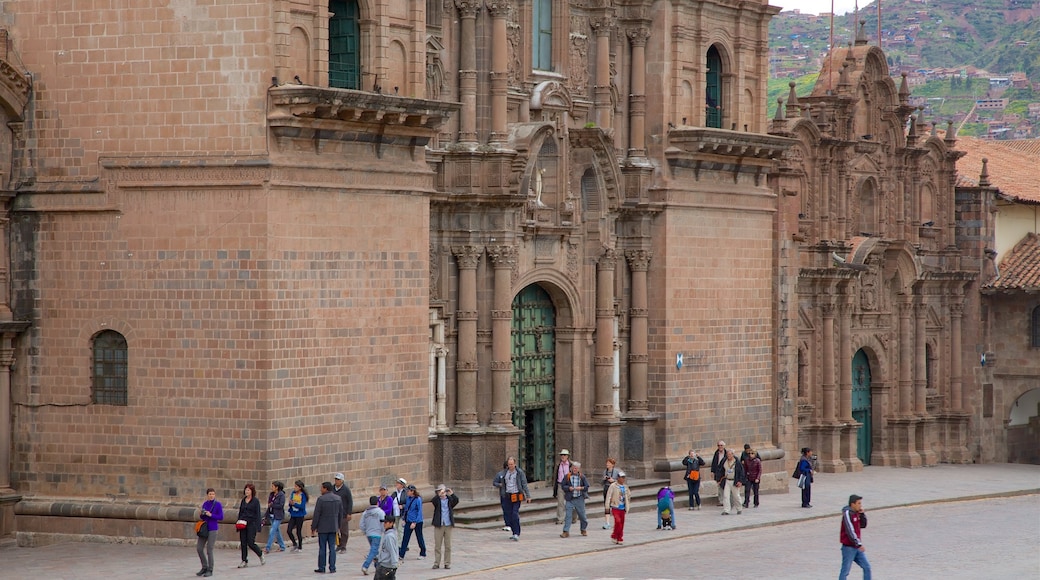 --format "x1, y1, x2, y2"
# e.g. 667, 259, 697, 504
2, 463, 1037, 579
